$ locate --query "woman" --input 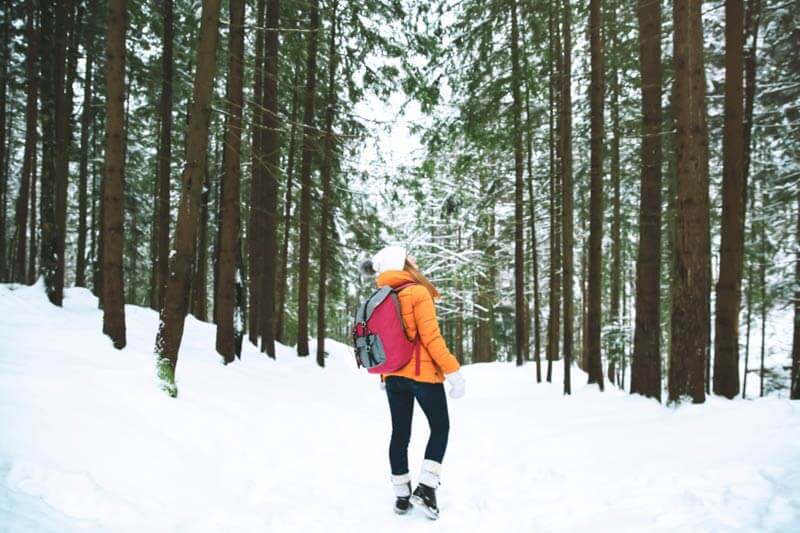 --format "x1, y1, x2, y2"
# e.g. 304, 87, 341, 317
362, 245, 466, 520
